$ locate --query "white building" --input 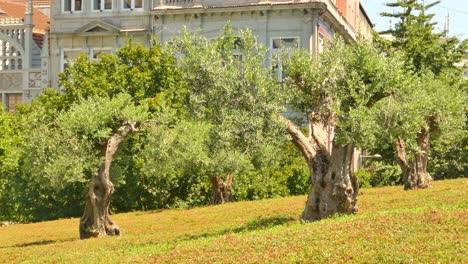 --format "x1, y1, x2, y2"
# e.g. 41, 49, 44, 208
0, 0, 50, 112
